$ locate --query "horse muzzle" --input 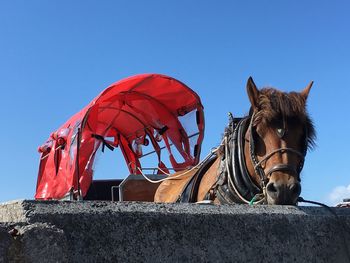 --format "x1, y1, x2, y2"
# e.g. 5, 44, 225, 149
266, 180, 301, 205
264, 164, 301, 205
